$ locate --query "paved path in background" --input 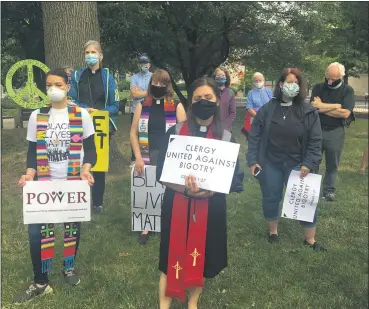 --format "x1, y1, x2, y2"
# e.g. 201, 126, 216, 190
2, 119, 28, 130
